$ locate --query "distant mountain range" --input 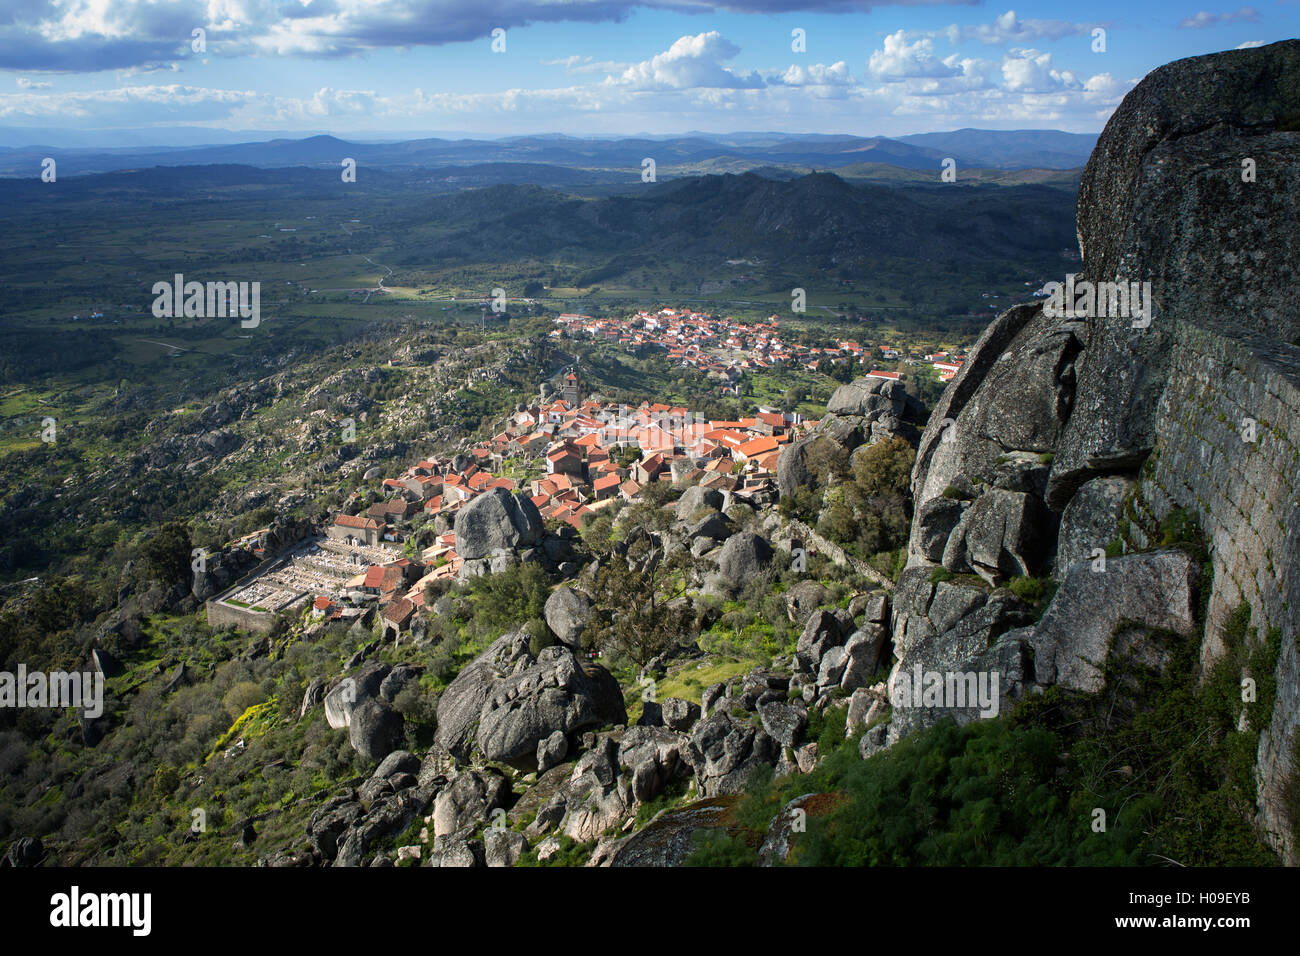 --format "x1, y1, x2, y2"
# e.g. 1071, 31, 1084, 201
895, 129, 1100, 170
0, 128, 1097, 180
